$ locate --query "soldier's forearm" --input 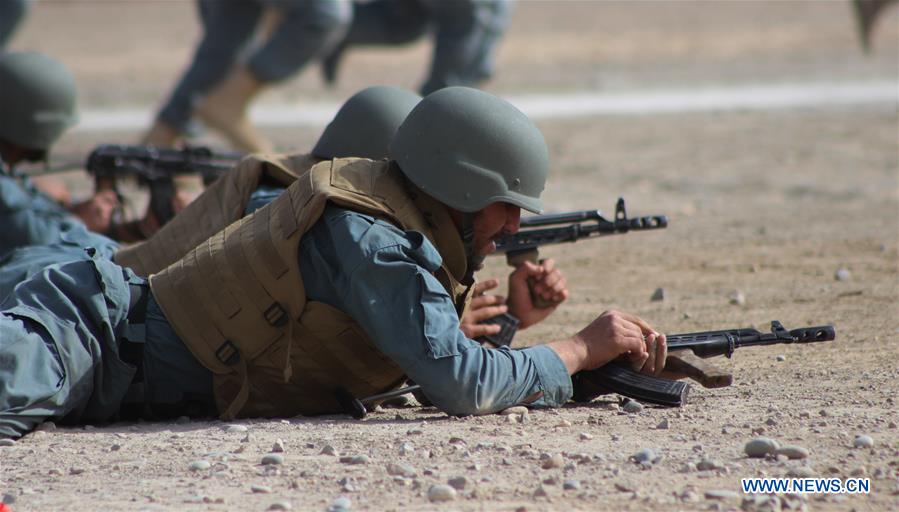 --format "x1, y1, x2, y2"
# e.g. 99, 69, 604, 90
546, 337, 589, 375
